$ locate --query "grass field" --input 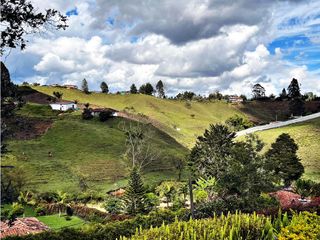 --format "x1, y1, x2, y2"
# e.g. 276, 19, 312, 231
253, 118, 320, 182
37, 214, 85, 230
32, 86, 250, 147
3, 104, 187, 193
